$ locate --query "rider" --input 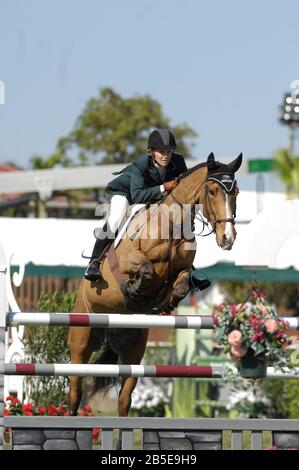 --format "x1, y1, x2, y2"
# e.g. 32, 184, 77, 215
85, 129, 187, 281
